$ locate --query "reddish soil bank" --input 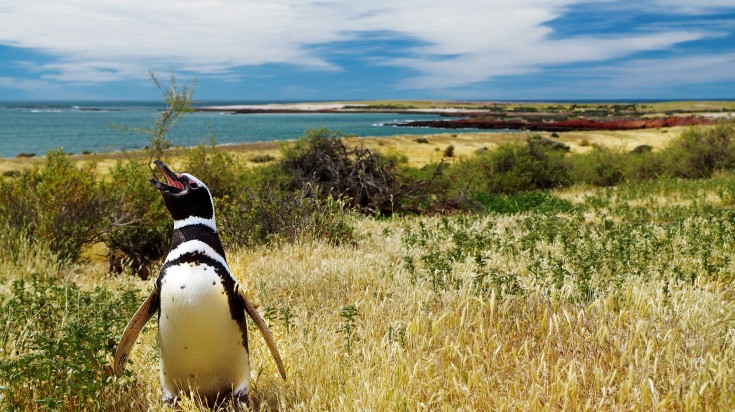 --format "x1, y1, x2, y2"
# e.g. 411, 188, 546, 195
388, 116, 717, 132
